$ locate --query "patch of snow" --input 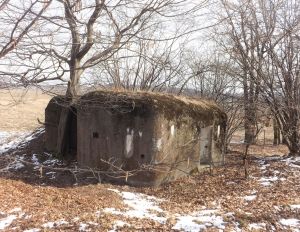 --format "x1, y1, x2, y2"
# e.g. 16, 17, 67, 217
106, 189, 227, 231
42, 158, 60, 166
233, 222, 242, 232
173, 209, 225, 232
45, 171, 56, 179
31, 154, 40, 165
260, 164, 270, 170
172, 215, 206, 231
0, 128, 44, 155
290, 205, 300, 210
284, 157, 300, 169
106, 190, 166, 223
23, 229, 41, 232
0, 131, 23, 148
290, 163, 300, 169
79, 223, 89, 231
0, 215, 17, 230
108, 220, 130, 232
259, 176, 278, 186
103, 208, 120, 214
46, 172, 56, 175
248, 223, 266, 230
243, 195, 256, 201
280, 218, 300, 227
42, 220, 68, 228
8, 161, 25, 170
260, 181, 271, 186
0, 131, 13, 141
262, 156, 282, 161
